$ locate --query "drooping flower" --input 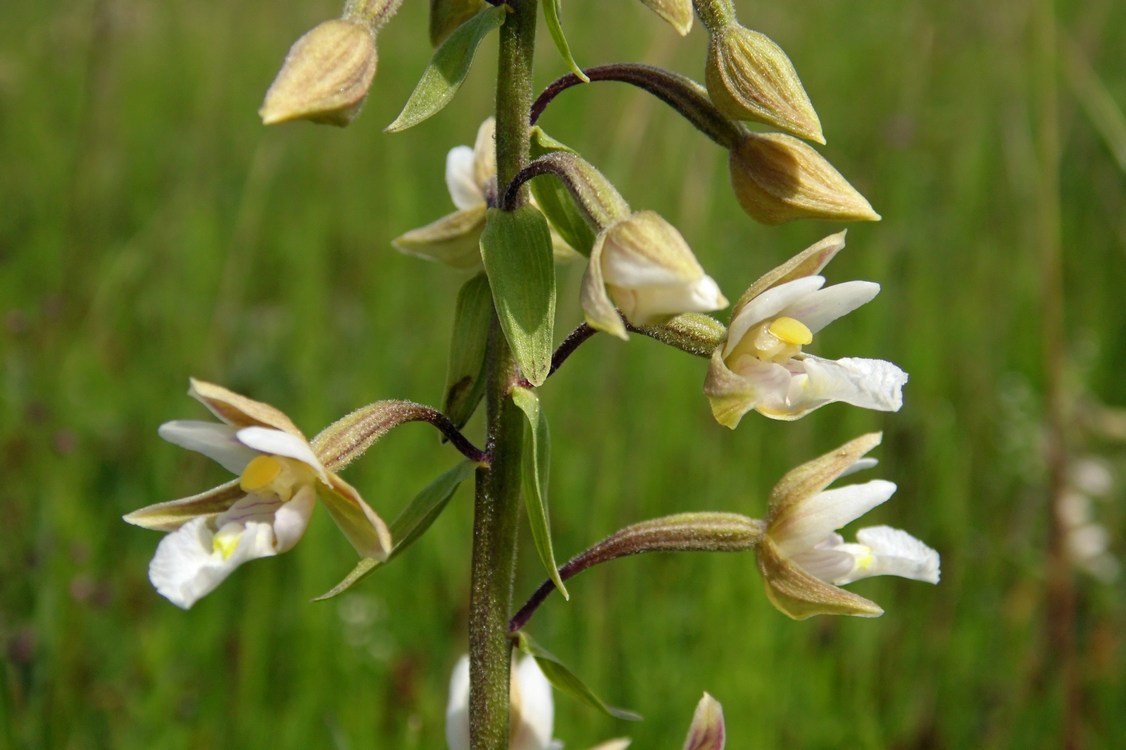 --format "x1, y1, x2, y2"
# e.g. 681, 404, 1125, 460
394, 119, 575, 269
124, 379, 391, 609
756, 432, 940, 619
704, 231, 906, 426
581, 210, 727, 340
